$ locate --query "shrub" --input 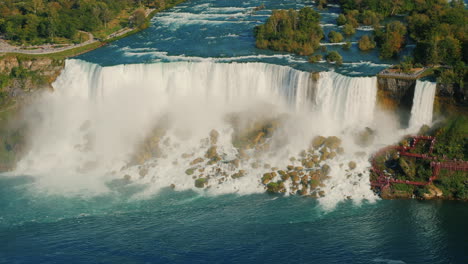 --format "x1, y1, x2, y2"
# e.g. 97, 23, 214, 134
342, 23, 356, 36
326, 51, 343, 66
328, 31, 344, 43
358, 35, 375, 51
